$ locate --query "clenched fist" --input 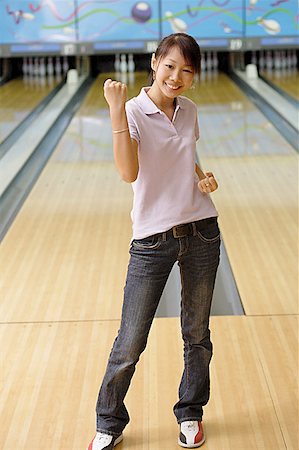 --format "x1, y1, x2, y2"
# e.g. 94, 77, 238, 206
198, 172, 218, 194
103, 78, 127, 110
